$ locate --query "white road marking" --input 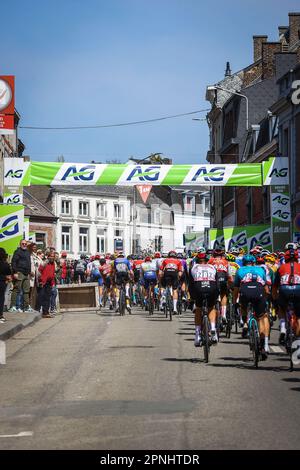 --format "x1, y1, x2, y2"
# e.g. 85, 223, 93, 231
0, 431, 33, 438
270, 346, 285, 354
